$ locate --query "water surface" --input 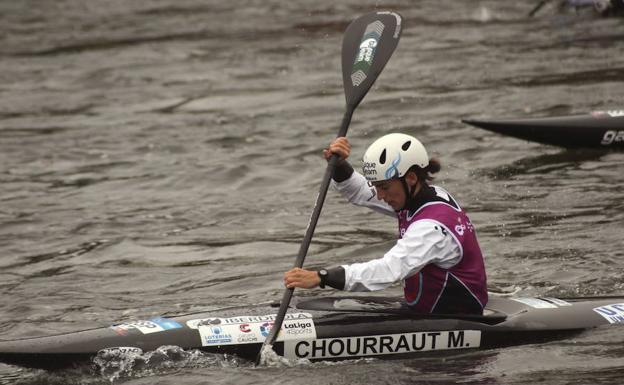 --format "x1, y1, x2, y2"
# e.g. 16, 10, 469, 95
1, 0, 623, 384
